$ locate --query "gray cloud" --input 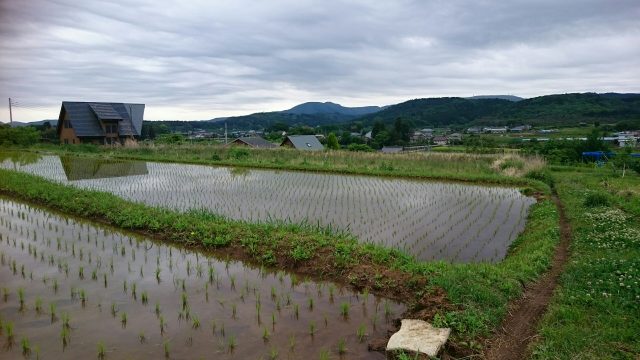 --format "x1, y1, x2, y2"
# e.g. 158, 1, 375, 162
1, 0, 639, 121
